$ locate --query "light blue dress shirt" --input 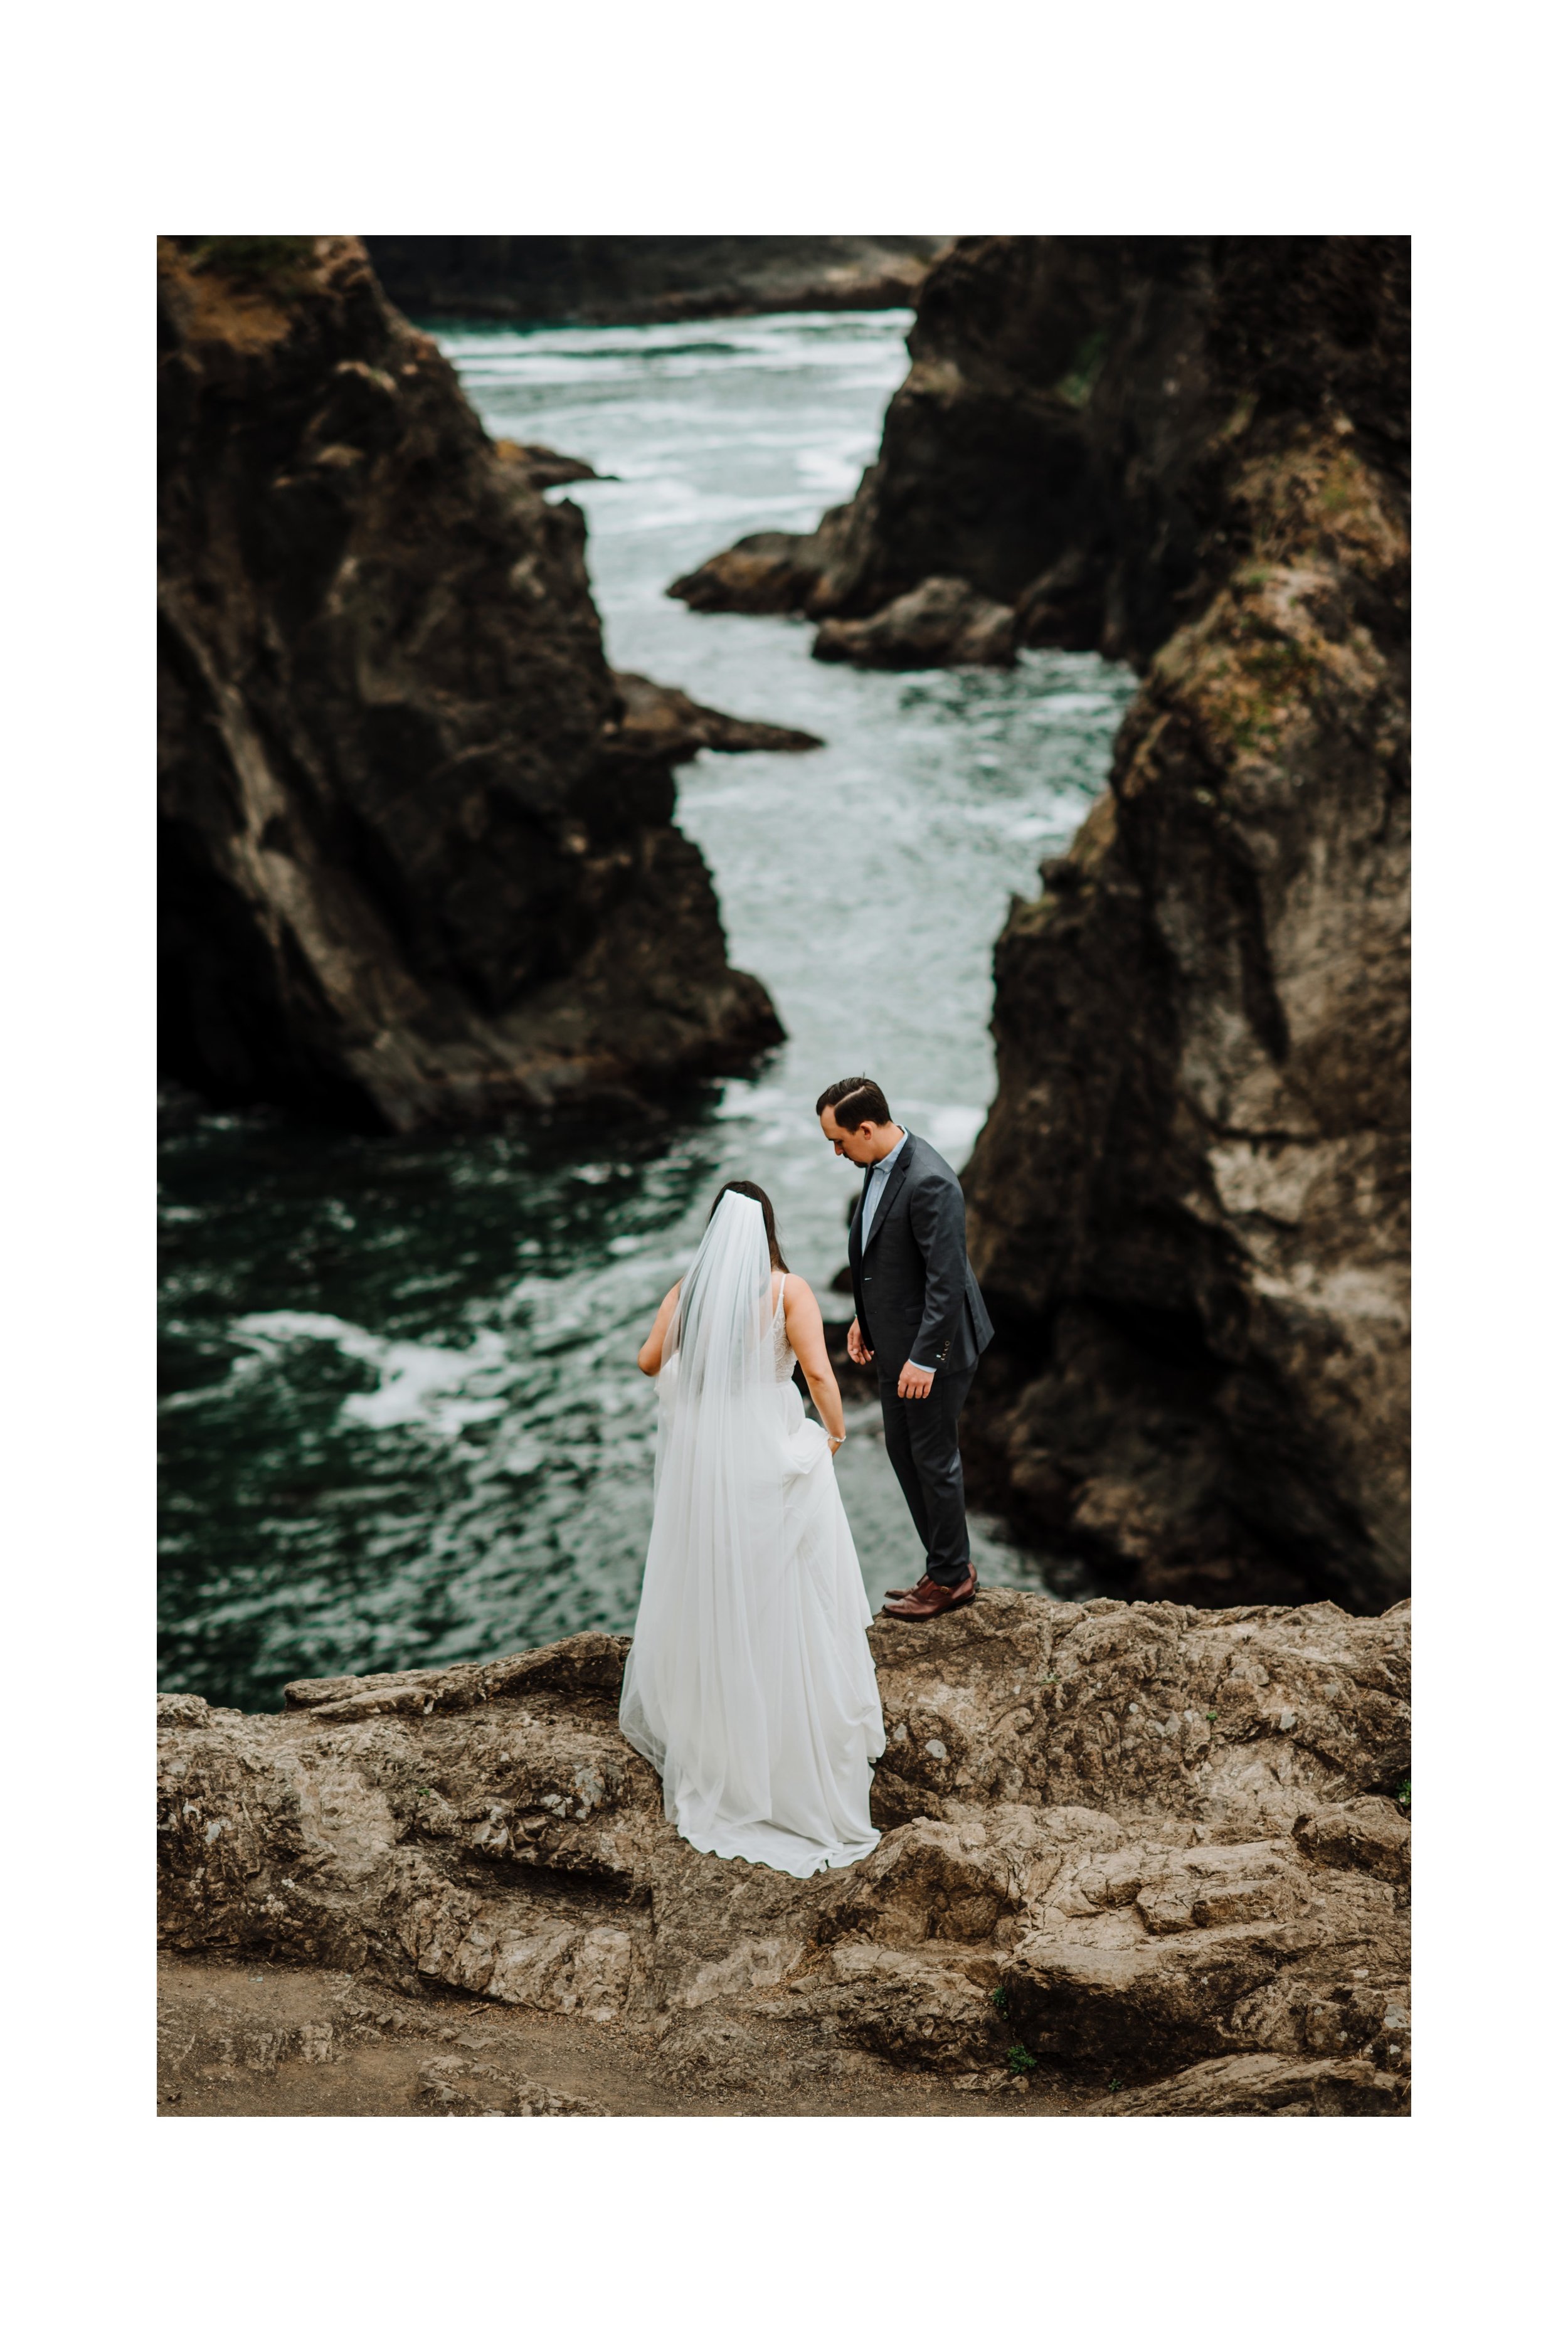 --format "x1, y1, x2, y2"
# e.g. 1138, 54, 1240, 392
859, 1130, 934, 1375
